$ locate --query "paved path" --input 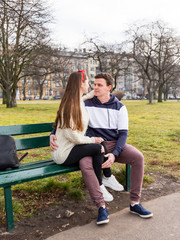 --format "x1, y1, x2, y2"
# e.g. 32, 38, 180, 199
46, 192, 180, 240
